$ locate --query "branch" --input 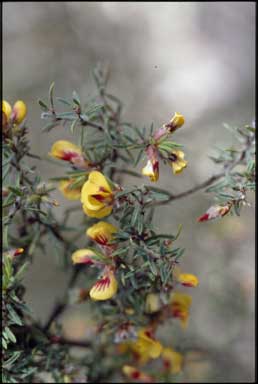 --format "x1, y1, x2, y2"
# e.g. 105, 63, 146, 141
147, 172, 224, 207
